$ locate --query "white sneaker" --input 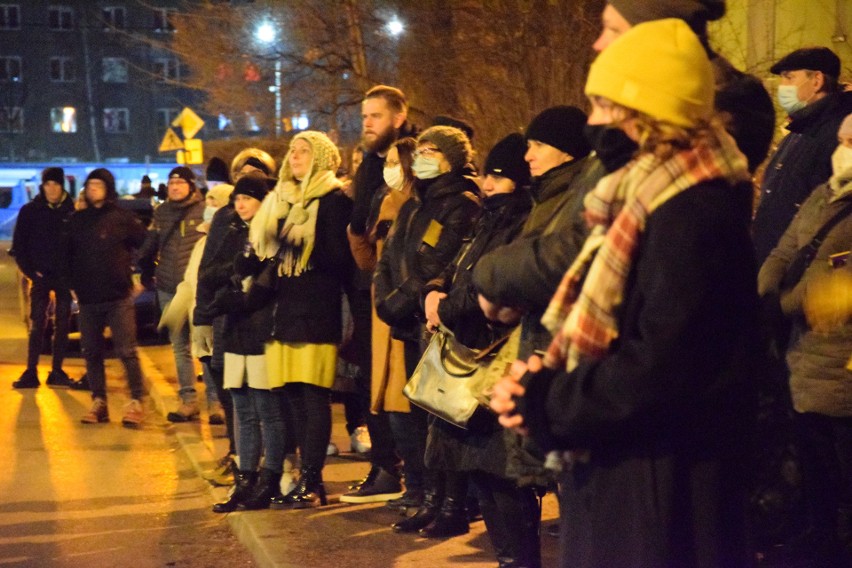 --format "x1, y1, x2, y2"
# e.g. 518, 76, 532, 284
350, 425, 372, 454
326, 442, 340, 456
